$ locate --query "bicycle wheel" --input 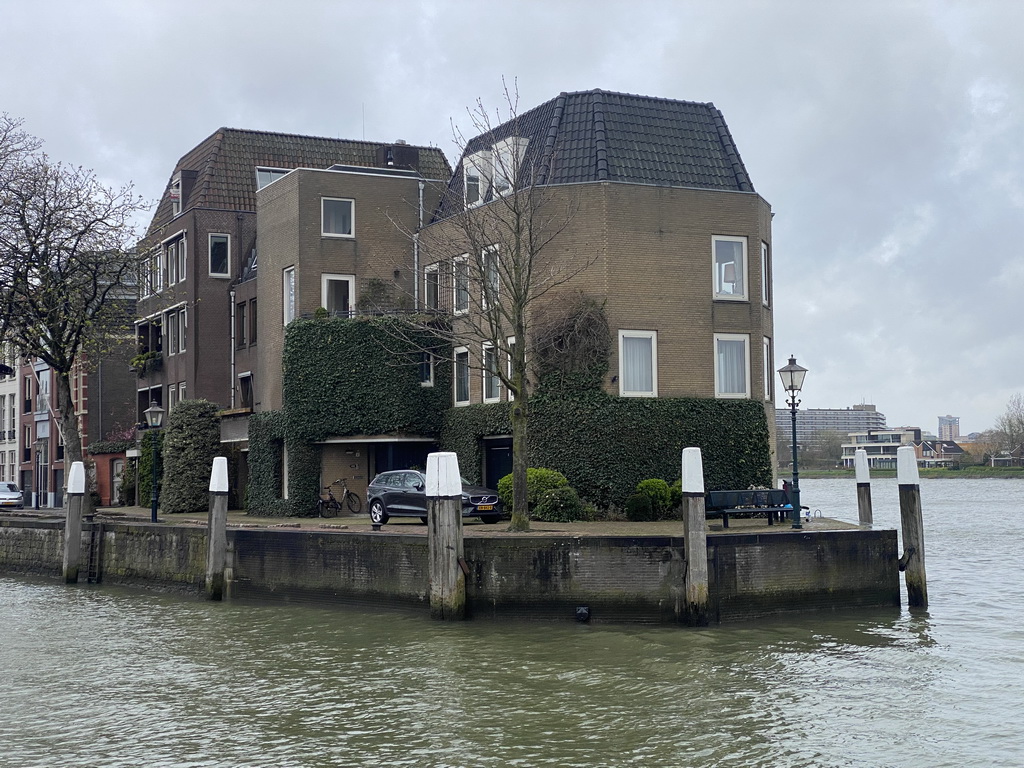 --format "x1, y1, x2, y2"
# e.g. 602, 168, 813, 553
314, 499, 326, 517
346, 492, 362, 514
322, 500, 341, 518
